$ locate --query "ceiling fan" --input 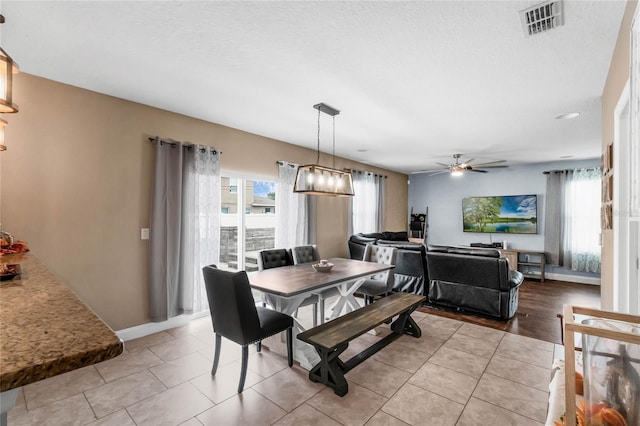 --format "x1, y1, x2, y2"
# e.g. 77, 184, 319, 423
426, 154, 508, 176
